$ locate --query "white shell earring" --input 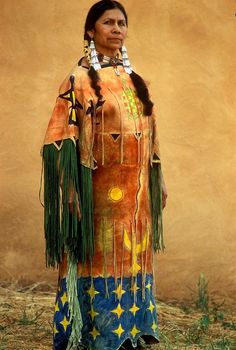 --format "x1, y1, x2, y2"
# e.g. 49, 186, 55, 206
89, 40, 101, 71
121, 46, 132, 74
